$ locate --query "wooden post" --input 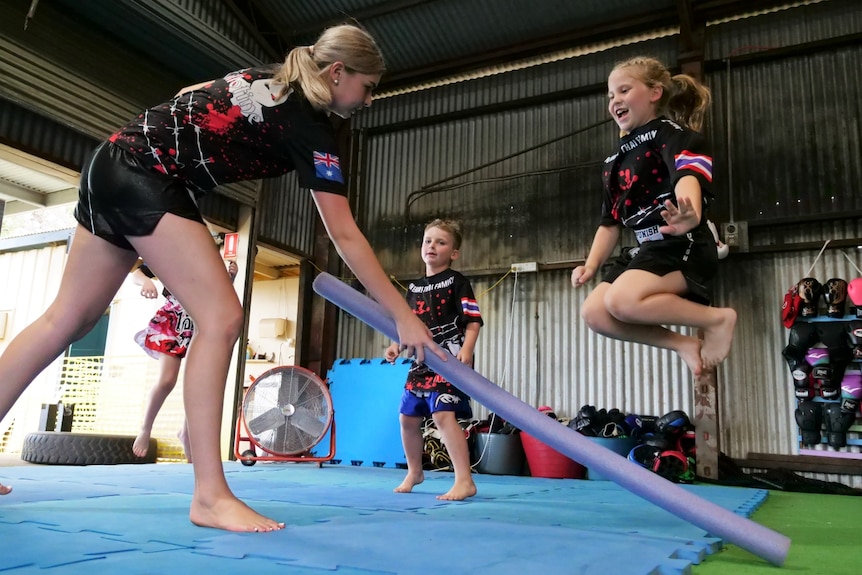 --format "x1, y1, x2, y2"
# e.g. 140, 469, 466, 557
693, 361, 720, 480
